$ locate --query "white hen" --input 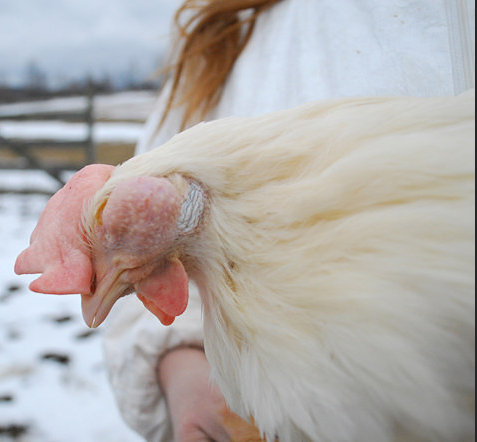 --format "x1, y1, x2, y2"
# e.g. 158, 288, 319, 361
16, 91, 475, 441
